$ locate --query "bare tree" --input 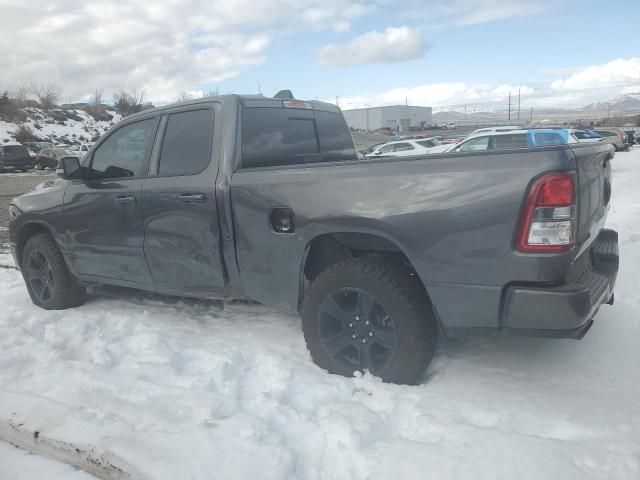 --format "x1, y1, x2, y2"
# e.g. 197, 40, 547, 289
202, 88, 219, 98
89, 88, 104, 106
30, 81, 61, 110
10, 81, 30, 106
176, 91, 194, 103
112, 88, 147, 116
